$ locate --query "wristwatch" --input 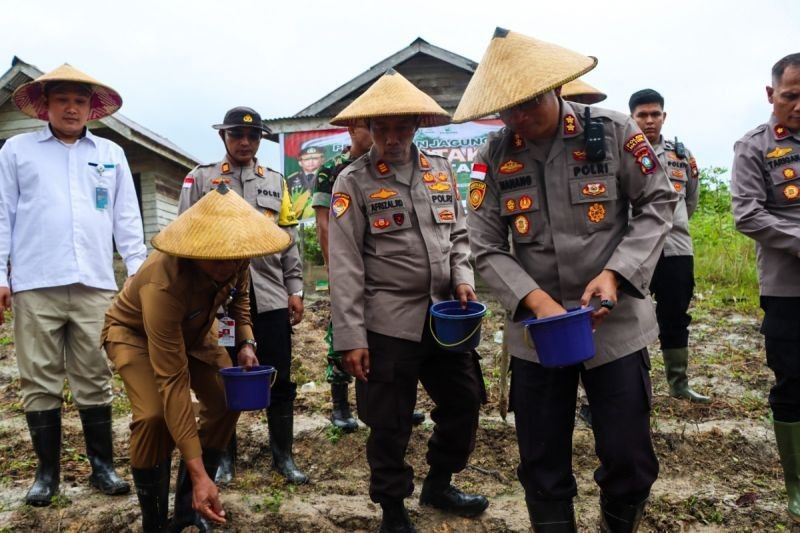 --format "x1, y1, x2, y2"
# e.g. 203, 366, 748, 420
291, 290, 304, 299
237, 338, 257, 351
